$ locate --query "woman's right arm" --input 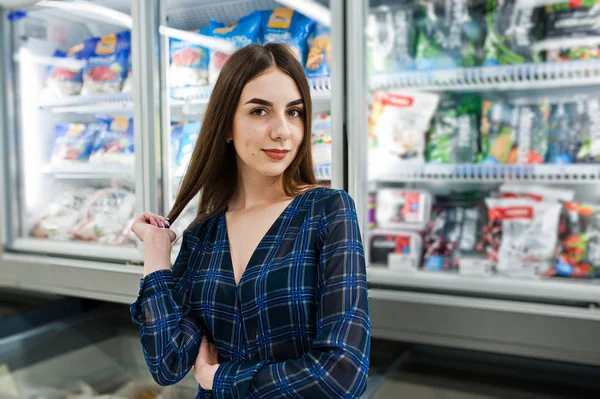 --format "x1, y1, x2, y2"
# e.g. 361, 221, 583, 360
130, 214, 204, 386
